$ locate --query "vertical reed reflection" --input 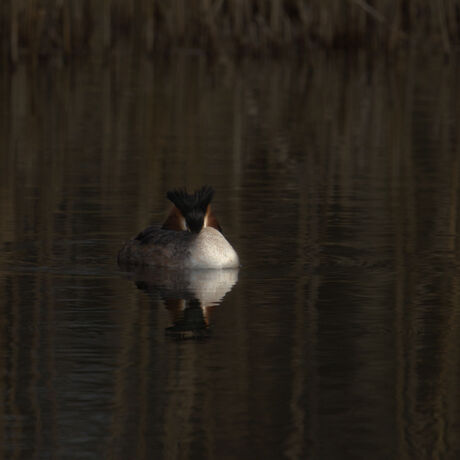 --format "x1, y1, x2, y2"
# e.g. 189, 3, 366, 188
0, 52, 459, 458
